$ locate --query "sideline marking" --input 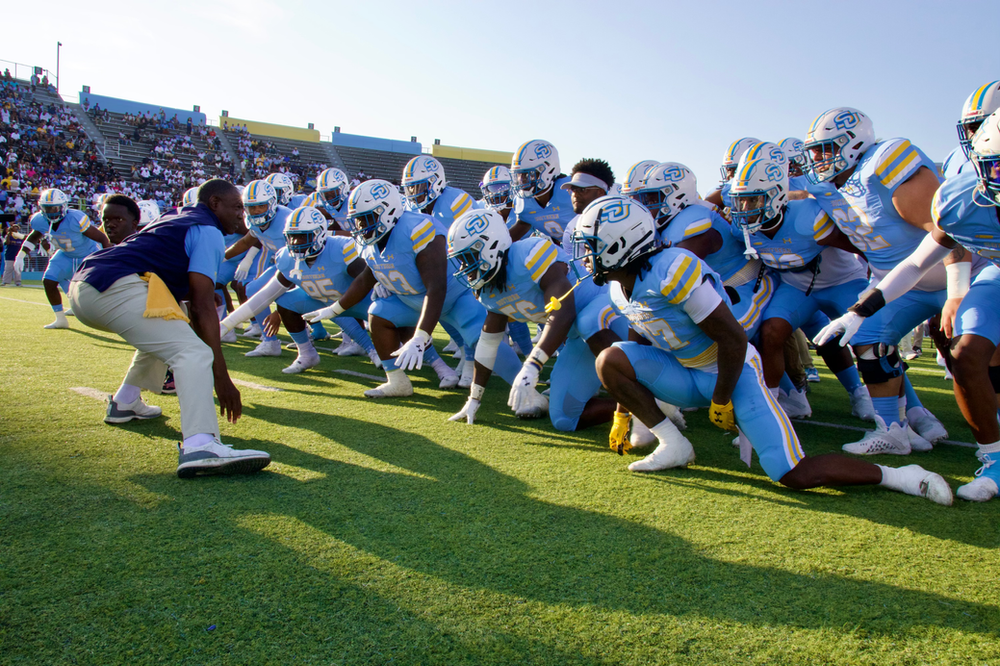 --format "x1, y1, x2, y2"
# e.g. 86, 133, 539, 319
0, 295, 48, 306
231, 378, 283, 392
796, 418, 975, 448
334, 369, 384, 382
70, 387, 108, 401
